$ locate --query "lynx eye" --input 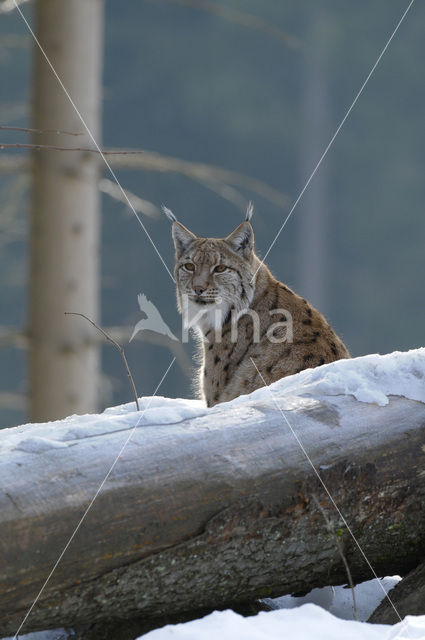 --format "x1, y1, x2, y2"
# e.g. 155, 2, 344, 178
214, 265, 227, 273
183, 262, 195, 272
